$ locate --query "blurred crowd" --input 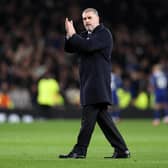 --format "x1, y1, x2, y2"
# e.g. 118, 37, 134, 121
0, 0, 168, 111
